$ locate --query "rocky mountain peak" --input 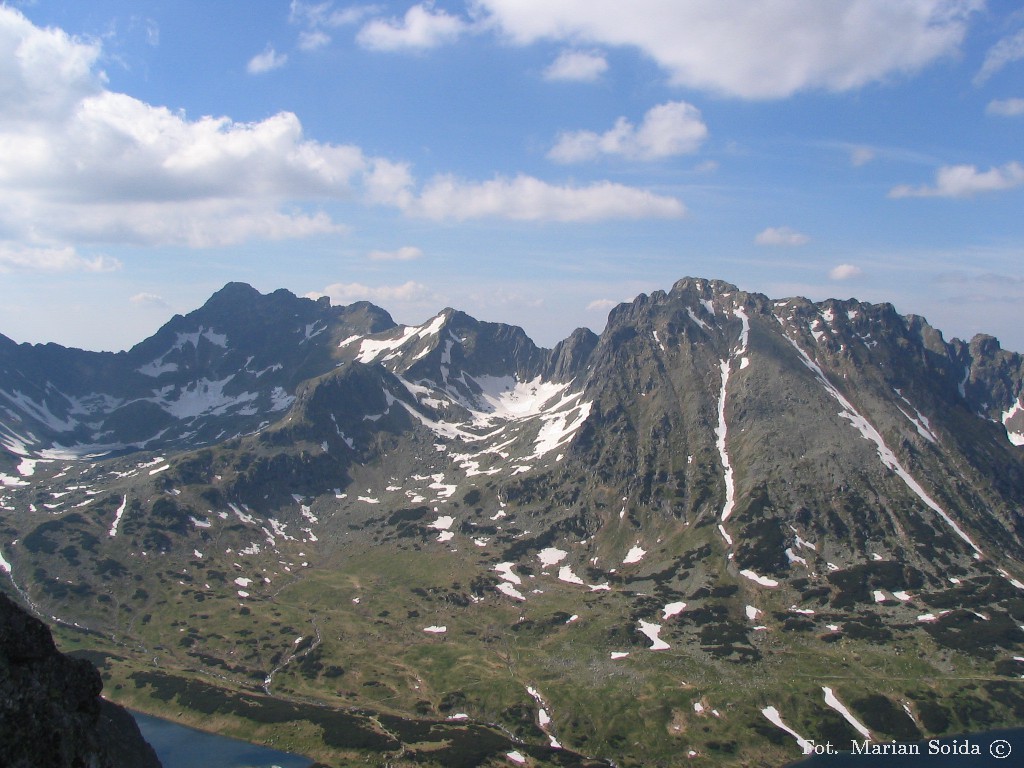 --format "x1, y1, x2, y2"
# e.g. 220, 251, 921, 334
2, 277, 1024, 766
